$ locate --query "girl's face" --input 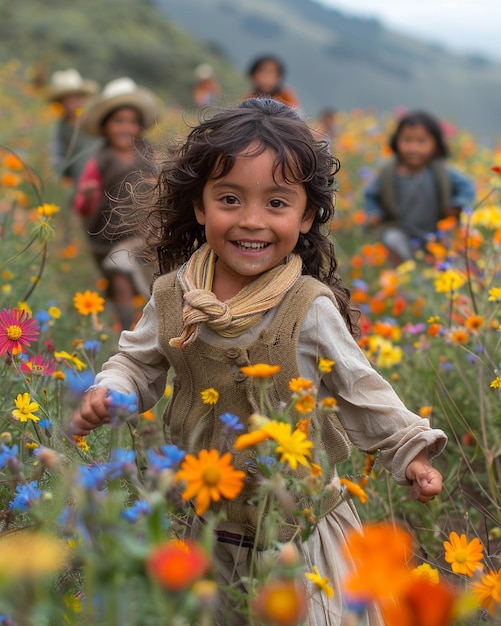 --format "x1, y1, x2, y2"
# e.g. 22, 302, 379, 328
396, 123, 438, 171
102, 107, 142, 151
194, 143, 314, 299
251, 61, 282, 93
